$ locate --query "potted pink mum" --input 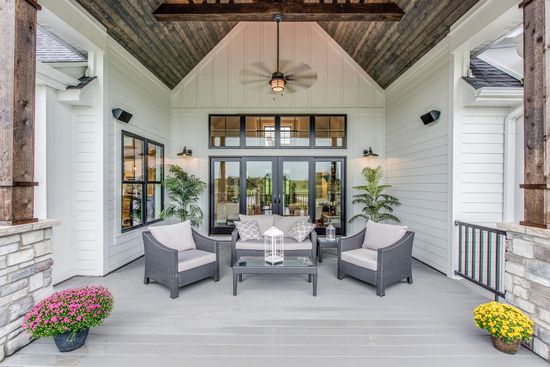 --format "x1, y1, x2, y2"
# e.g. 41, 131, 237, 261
23, 286, 113, 352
